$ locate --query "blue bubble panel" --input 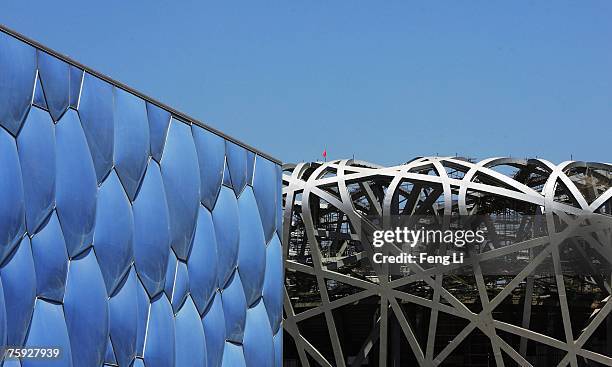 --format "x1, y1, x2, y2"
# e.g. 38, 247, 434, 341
263, 234, 283, 334
0, 32, 35, 135
133, 160, 171, 297
221, 342, 246, 367
212, 187, 239, 287
225, 141, 248, 196
78, 72, 114, 183
0, 237, 36, 346
17, 107, 55, 234
64, 248, 109, 367
202, 292, 225, 367
192, 125, 225, 210
109, 268, 139, 367
237, 187, 266, 306
114, 88, 150, 201
253, 156, 278, 243
143, 296, 175, 367
160, 118, 200, 260
188, 206, 218, 314
221, 271, 247, 344
31, 212, 68, 302
243, 300, 274, 367
94, 170, 134, 294
55, 110, 97, 257
146, 101, 170, 162
0, 128, 25, 263
174, 297, 206, 367
37, 50, 69, 121
23, 299, 73, 367
3, 359, 21, 367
